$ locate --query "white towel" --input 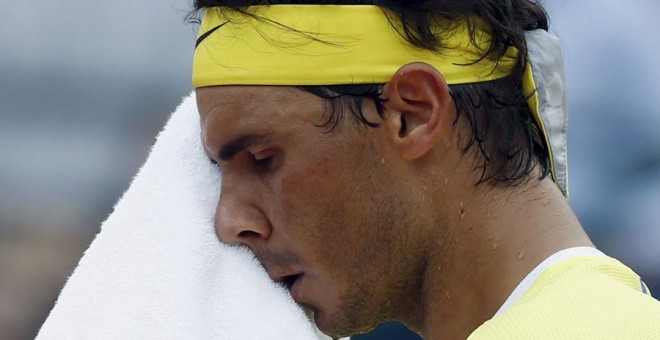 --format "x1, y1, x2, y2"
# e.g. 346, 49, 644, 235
37, 93, 335, 340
